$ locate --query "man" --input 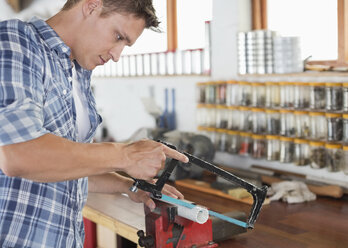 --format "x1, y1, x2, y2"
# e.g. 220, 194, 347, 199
0, 0, 189, 247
